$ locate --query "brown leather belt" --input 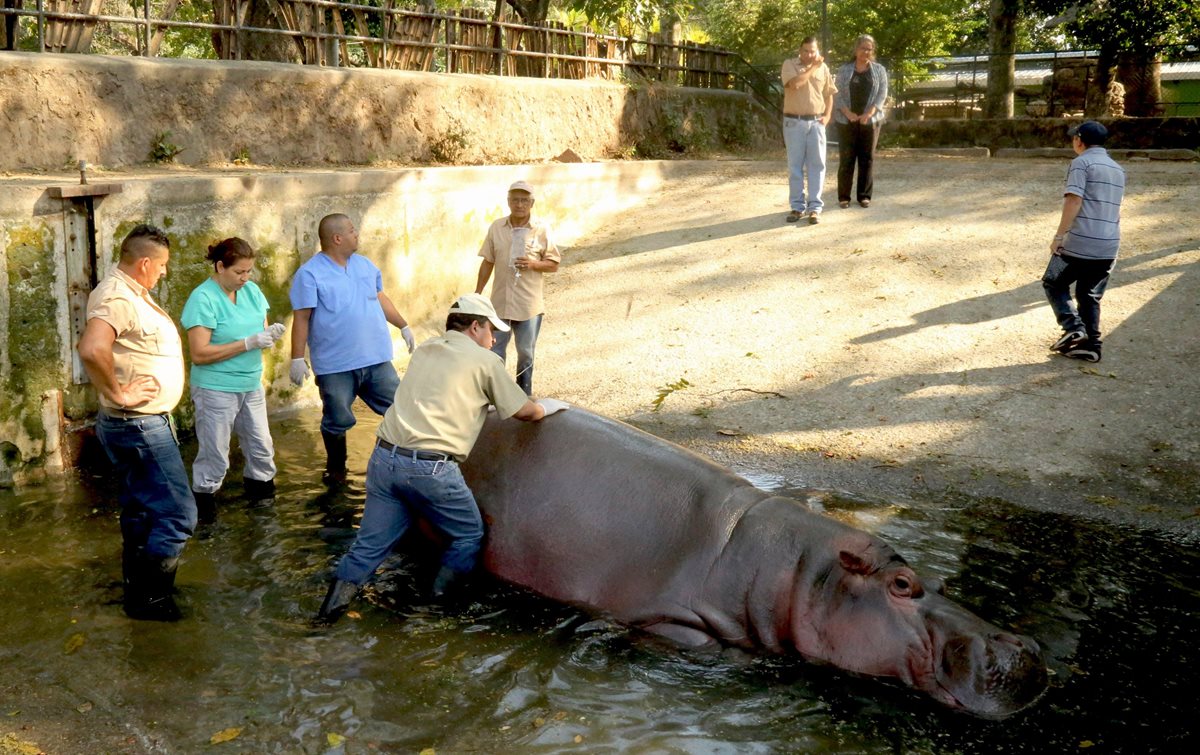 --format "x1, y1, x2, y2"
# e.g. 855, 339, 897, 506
376, 438, 452, 461
785, 113, 819, 120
